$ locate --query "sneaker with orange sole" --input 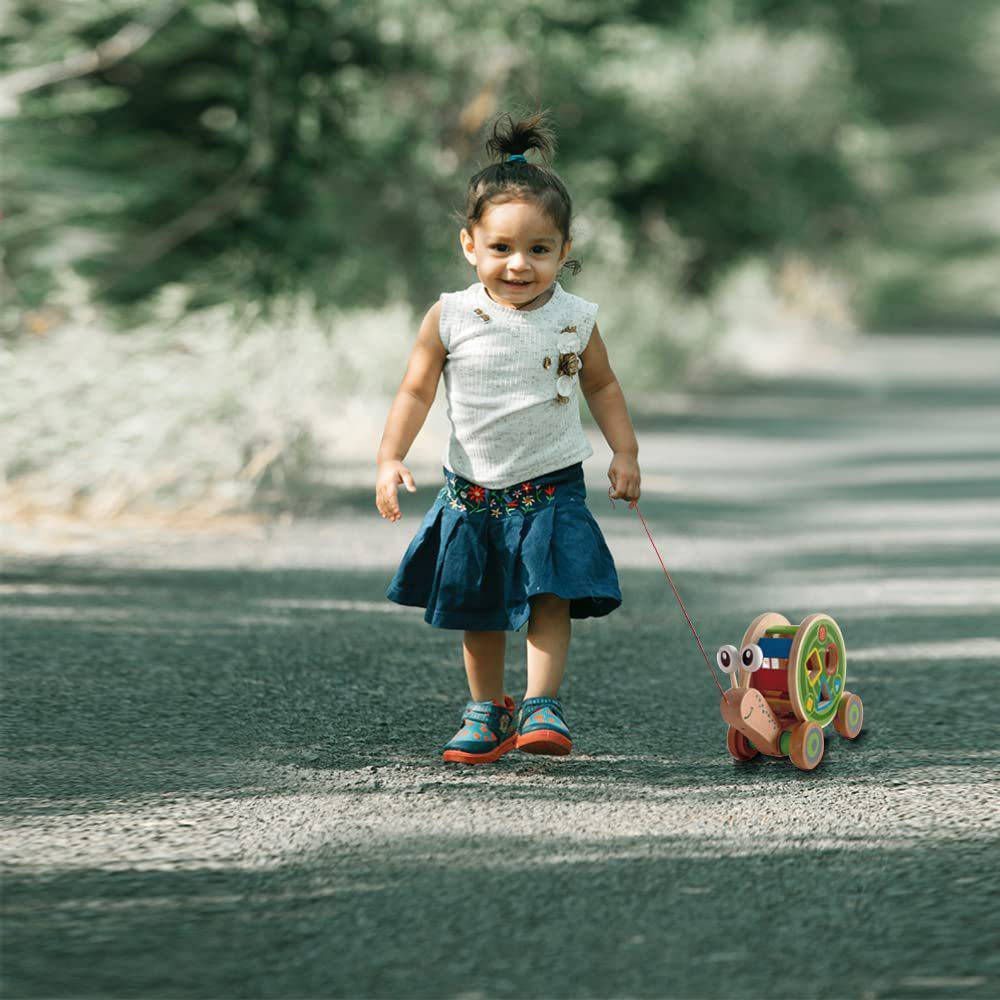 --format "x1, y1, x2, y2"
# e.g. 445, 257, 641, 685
515, 696, 572, 755
442, 695, 517, 764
